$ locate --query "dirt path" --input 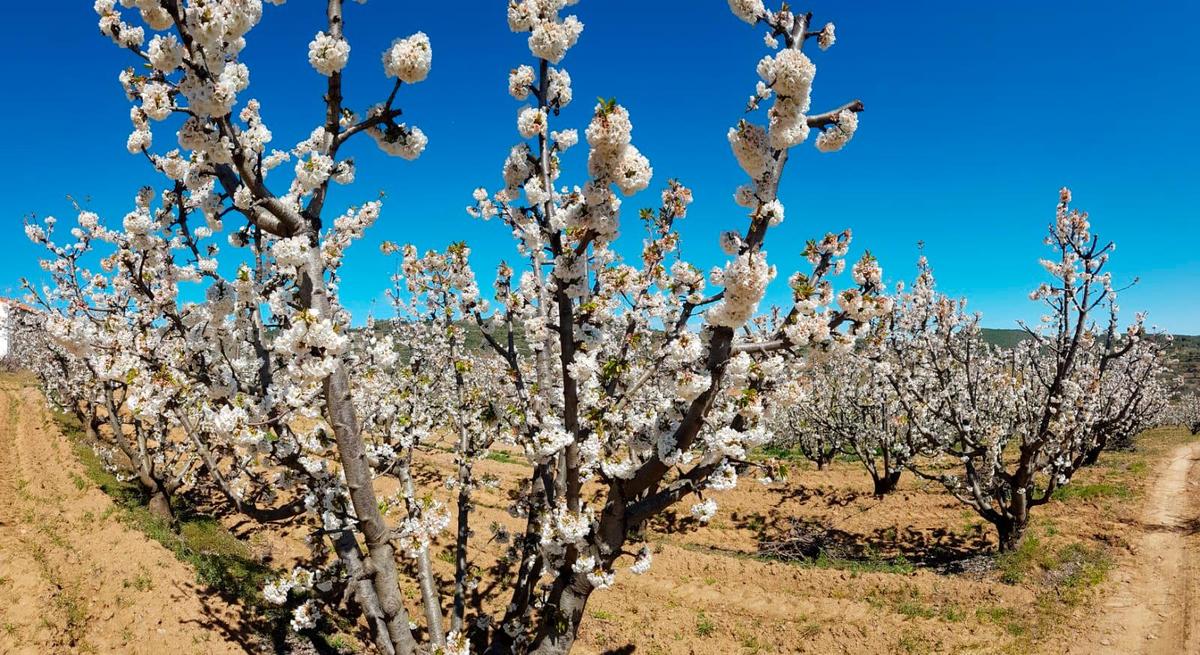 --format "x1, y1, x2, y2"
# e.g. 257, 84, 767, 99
0, 380, 251, 655
1070, 441, 1200, 654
